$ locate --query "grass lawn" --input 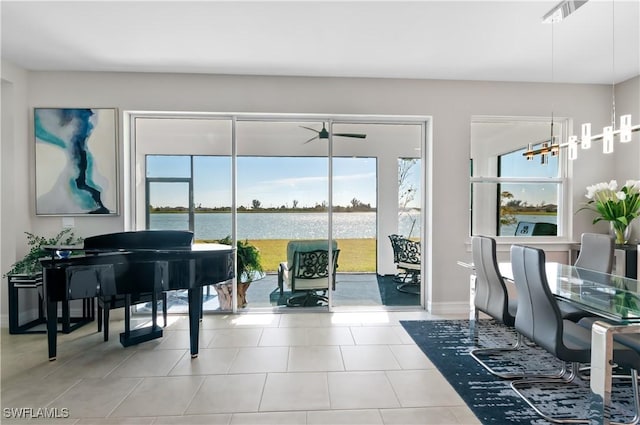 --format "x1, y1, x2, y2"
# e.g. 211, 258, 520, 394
247, 238, 377, 273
